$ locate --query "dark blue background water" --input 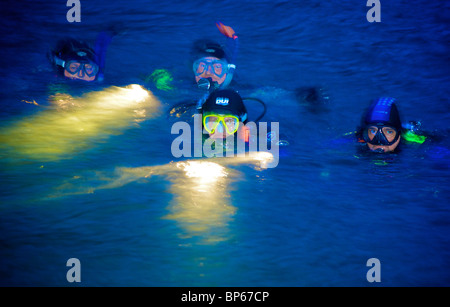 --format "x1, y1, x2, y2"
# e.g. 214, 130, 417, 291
0, 0, 449, 286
